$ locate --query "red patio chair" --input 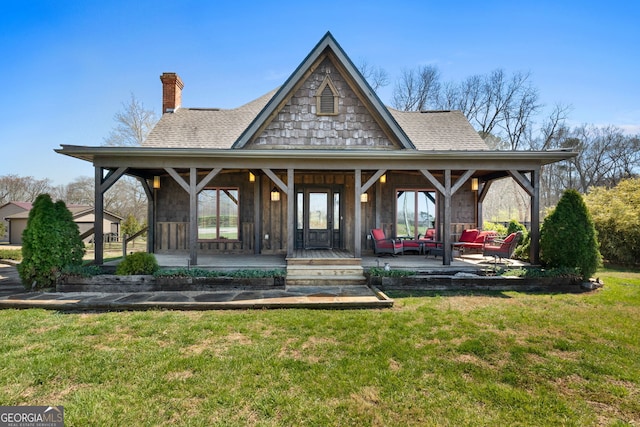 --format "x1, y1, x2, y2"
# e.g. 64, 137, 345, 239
370, 228, 403, 256
483, 231, 523, 264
